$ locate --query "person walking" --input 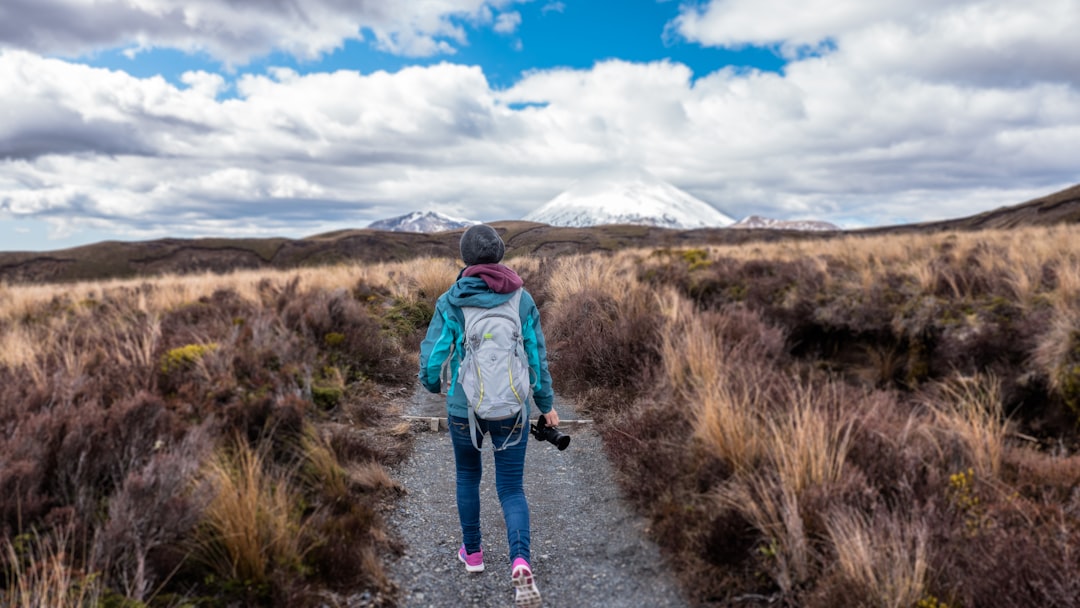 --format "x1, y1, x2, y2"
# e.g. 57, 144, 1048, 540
419, 224, 557, 608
